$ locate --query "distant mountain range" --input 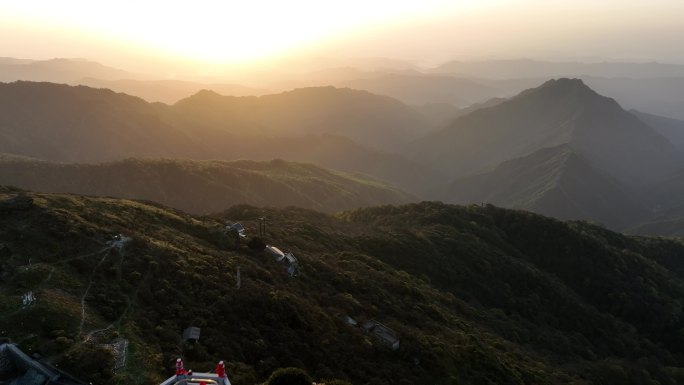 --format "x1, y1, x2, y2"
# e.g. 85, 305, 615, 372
79, 77, 269, 104
3, 77, 684, 232
416, 79, 684, 229
0, 58, 136, 83
0, 156, 414, 213
433, 59, 684, 79
0, 81, 437, 193
336, 73, 499, 107
7, 57, 684, 120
